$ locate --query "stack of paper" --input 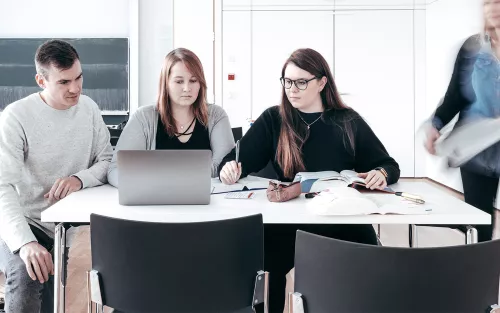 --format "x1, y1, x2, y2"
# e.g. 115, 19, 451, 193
307, 187, 431, 216
435, 118, 500, 167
